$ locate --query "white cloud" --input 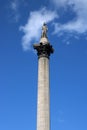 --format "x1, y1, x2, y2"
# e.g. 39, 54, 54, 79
10, 0, 25, 22
11, 0, 18, 12
51, 0, 87, 34
20, 8, 58, 50
10, 0, 19, 22
51, 0, 68, 8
